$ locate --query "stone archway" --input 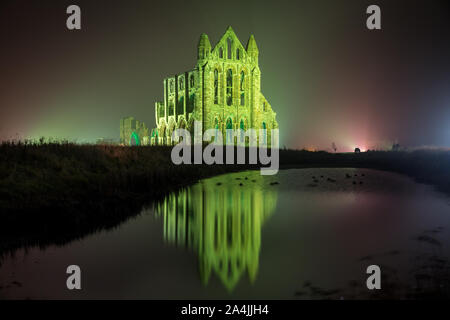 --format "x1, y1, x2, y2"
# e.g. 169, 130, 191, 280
225, 117, 233, 144
178, 118, 187, 143
239, 118, 246, 145
130, 131, 140, 146
159, 126, 166, 145
168, 120, 176, 145
151, 129, 159, 145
